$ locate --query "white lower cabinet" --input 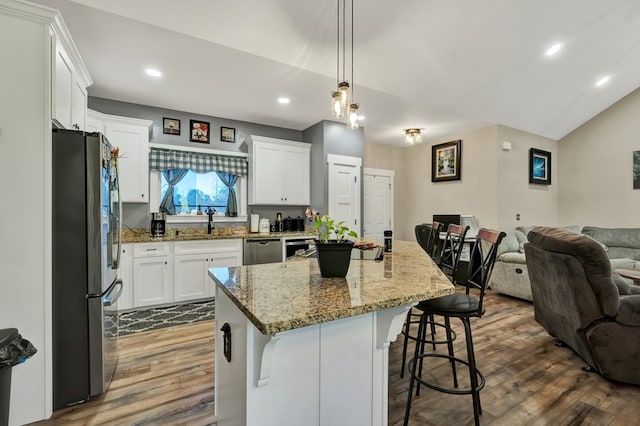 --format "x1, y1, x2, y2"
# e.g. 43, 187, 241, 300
174, 253, 211, 302
133, 242, 174, 307
174, 240, 243, 302
127, 239, 242, 309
